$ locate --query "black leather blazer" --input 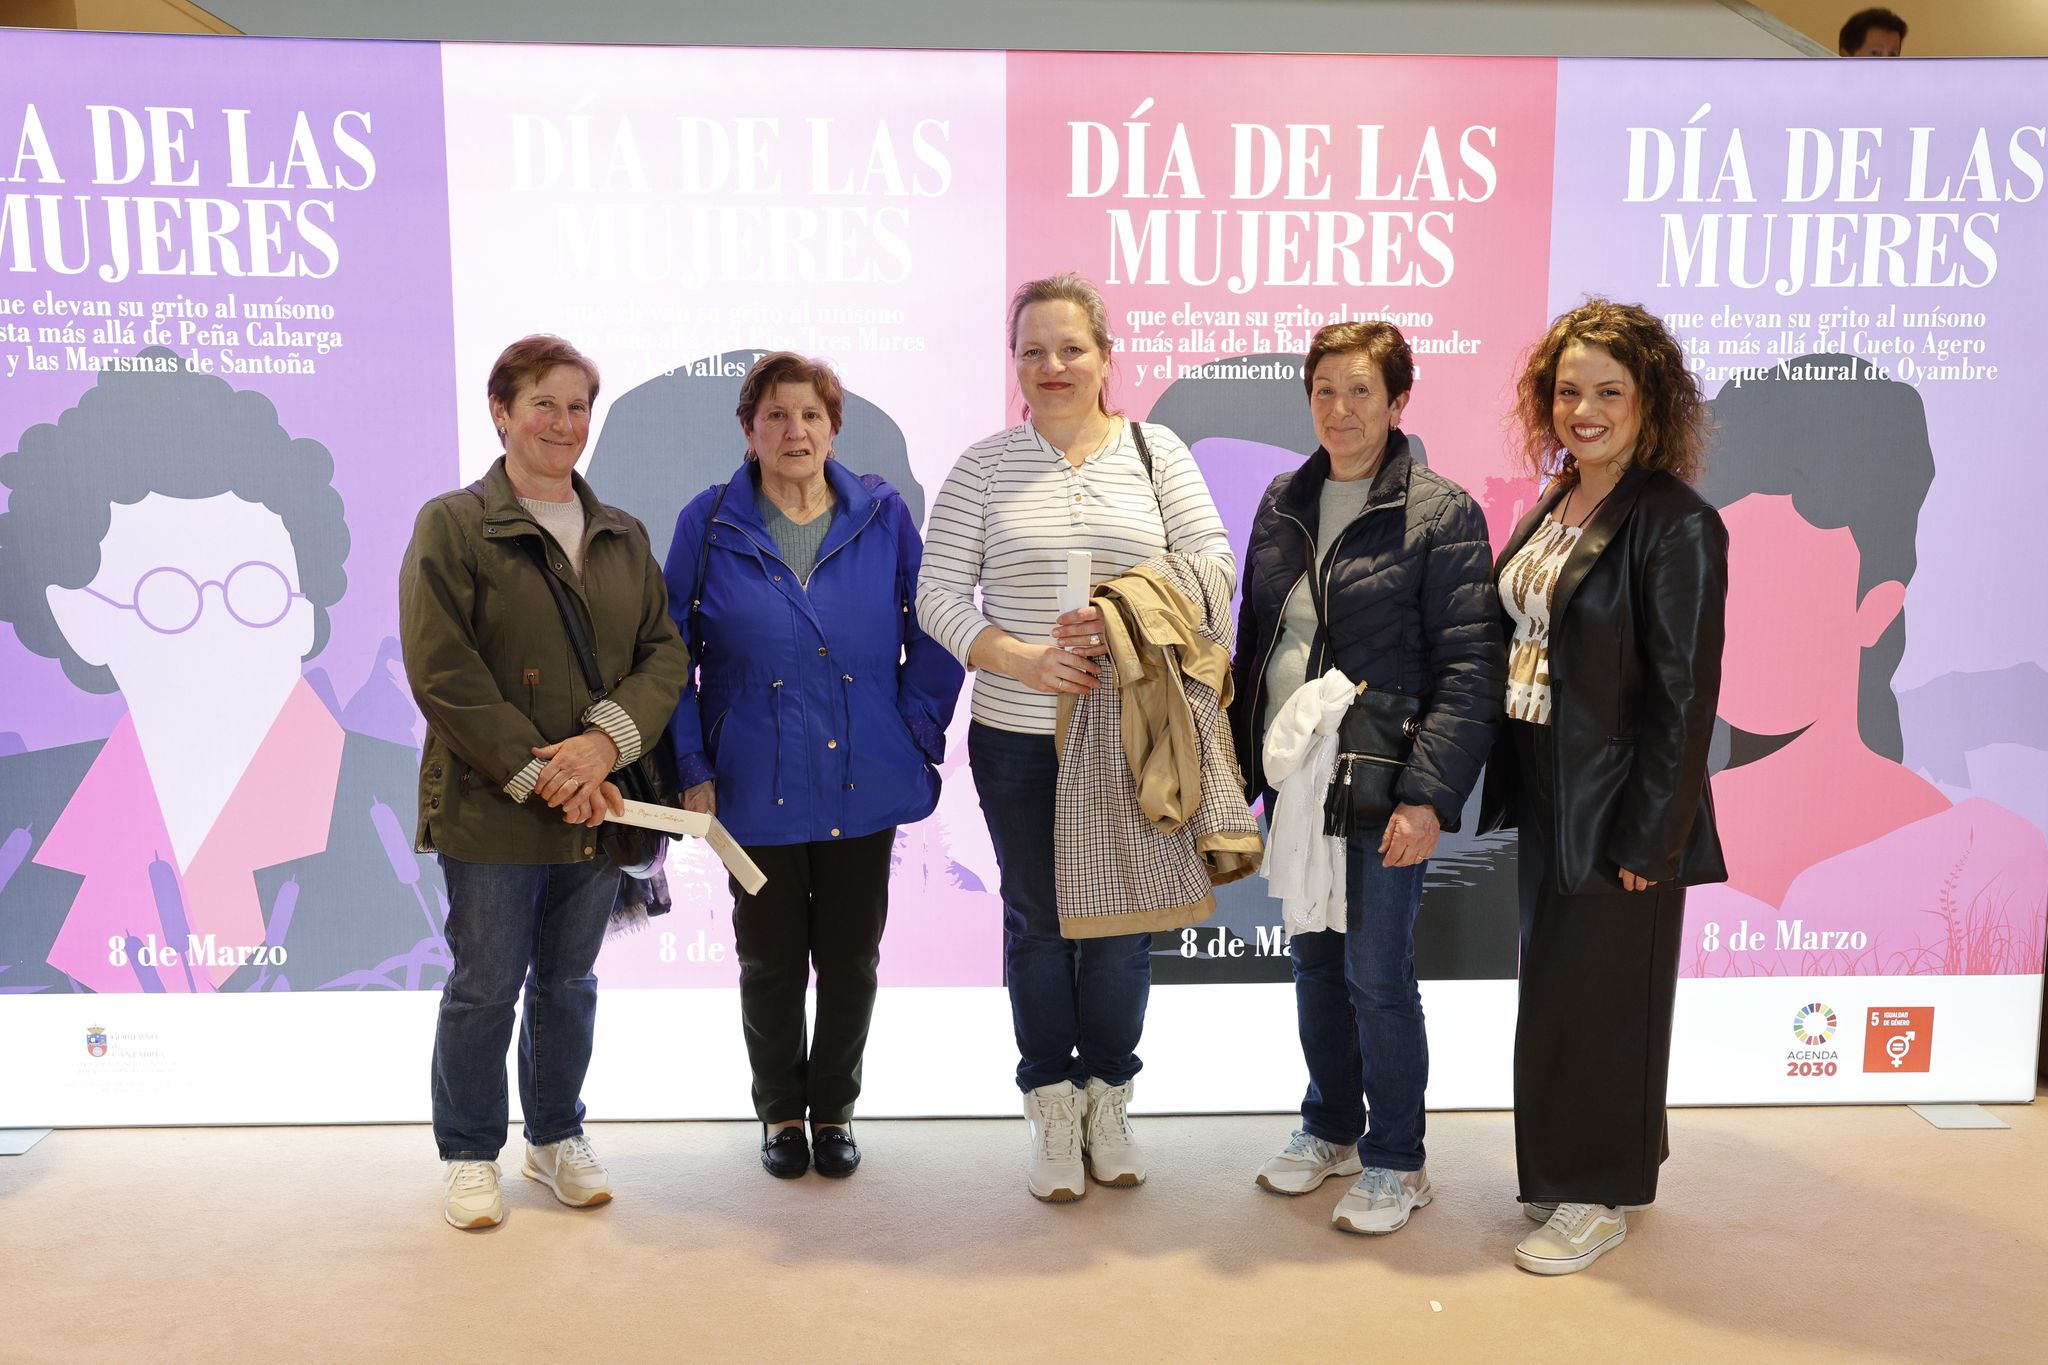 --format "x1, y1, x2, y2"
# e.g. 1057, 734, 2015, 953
1477, 466, 1729, 894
